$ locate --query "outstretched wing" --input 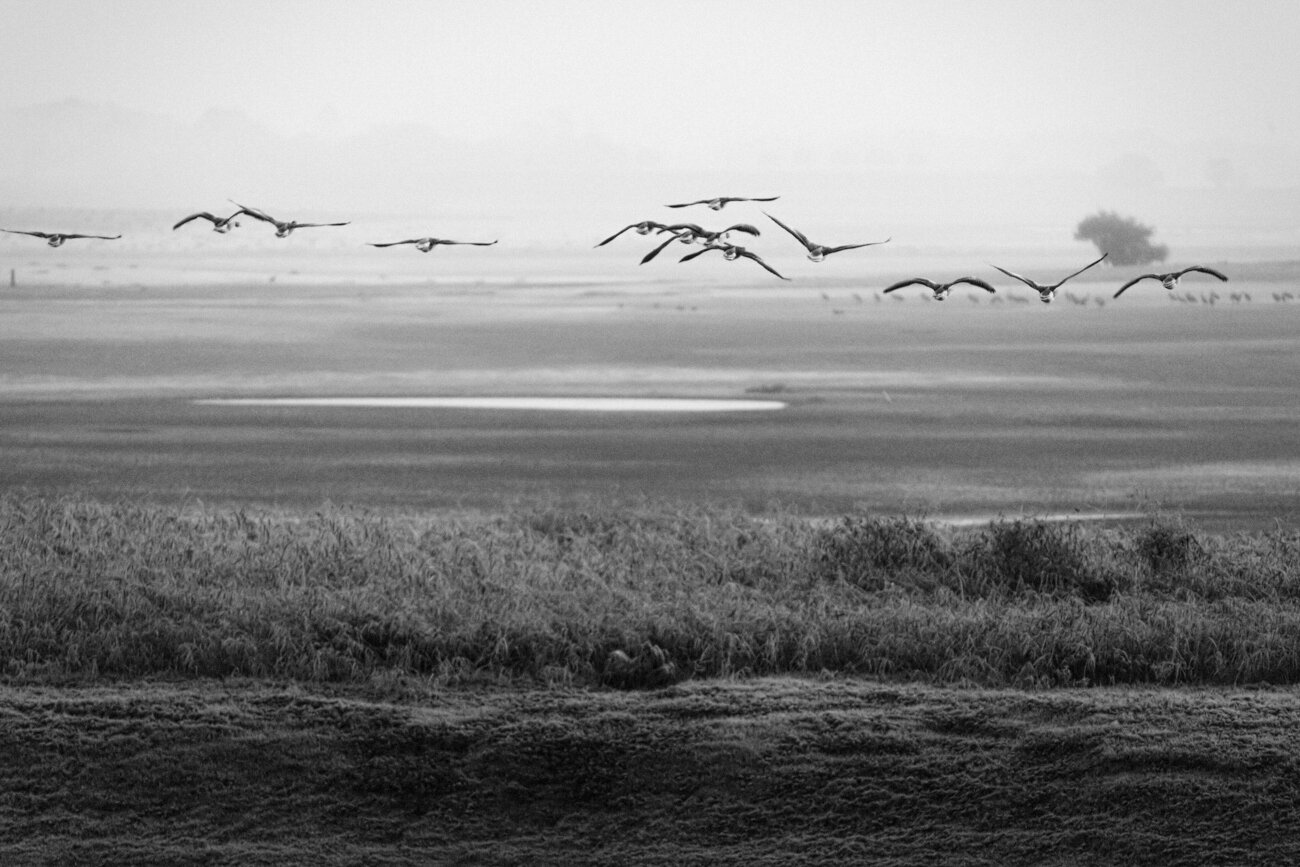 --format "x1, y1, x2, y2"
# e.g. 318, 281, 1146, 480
679, 245, 728, 263
640, 232, 688, 265
740, 250, 790, 280
2, 229, 52, 239
822, 237, 891, 255
989, 264, 1038, 289
1112, 274, 1159, 298
367, 239, 421, 247
172, 212, 216, 230
740, 196, 780, 203
763, 212, 812, 251
228, 200, 278, 224
721, 223, 761, 237
293, 221, 350, 229
951, 277, 997, 294
883, 278, 936, 294
596, 224, 638, 247
665, 199, 707, 209
445, 240, 498, 246
1054, 253, 1108, 288
1177, 265, 1228, 282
